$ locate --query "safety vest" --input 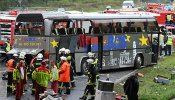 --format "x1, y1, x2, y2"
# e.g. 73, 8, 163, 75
5, 42, 10, 52
50, 65, 59, 82
167, 36, 173, 45
32, 66, 50, 87
13, 68, 21, 83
